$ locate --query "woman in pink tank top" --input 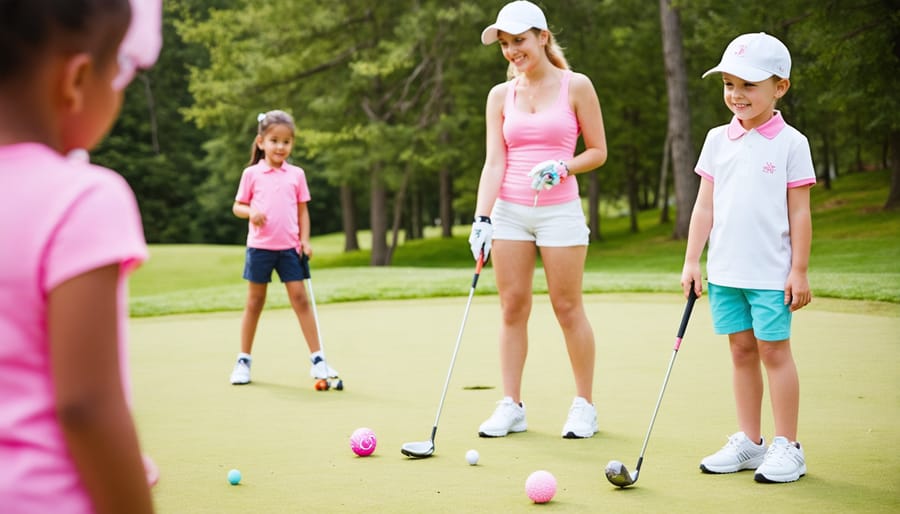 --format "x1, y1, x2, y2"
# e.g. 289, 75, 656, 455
469, 1, 608, 440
